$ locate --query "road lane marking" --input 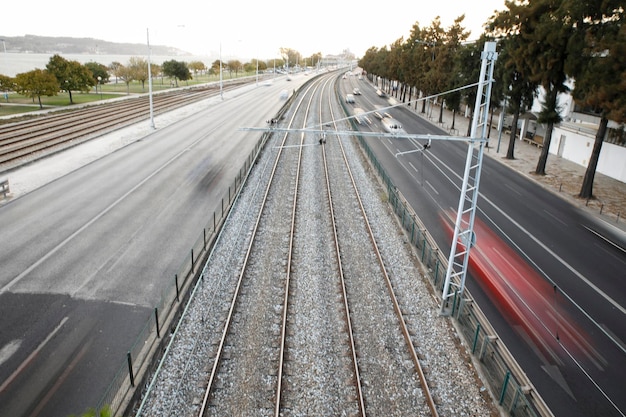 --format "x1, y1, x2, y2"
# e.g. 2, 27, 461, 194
0, 340, 21, 368
425, 180, 439, 195
584, 225, 626, 255
542, 209, 567, 226
0, 317, 68, 393
2, 144, 196, 293
504, 183, 522, 196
